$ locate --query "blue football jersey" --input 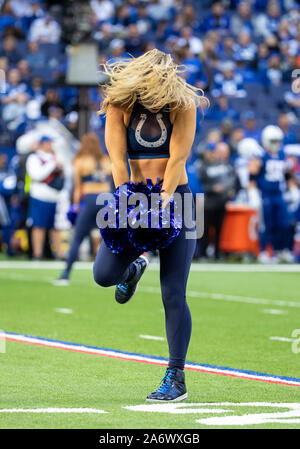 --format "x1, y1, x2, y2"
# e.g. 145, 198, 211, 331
257, 149, 287, 195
